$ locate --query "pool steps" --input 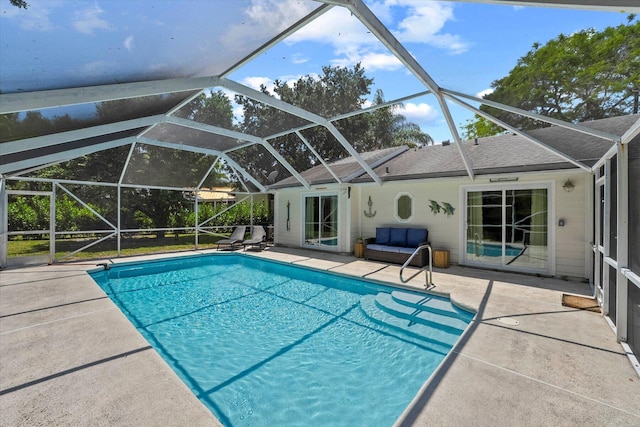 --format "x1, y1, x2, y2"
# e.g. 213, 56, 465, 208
360, 291, 473, 351
390, 291, 474, 323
